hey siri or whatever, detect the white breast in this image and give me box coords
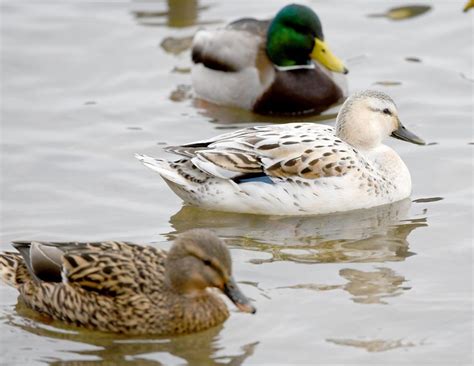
[191,29,275,109]
[192,65,267,110]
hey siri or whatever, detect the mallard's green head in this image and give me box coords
[266,4,347,73]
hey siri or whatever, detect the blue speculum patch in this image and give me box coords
[234,175,274,185]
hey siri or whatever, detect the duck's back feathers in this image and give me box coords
[61,242,142,296]
[164,123,359,182]
[191,18,278,110]
[5,241,167,297]
[227,18,270,37]
[192,26,263,72]
[192,17,270,72]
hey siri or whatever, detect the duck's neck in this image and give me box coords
[171,290,230,334]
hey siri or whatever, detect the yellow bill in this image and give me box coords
[311,38,348,74]
[464,0,474,12]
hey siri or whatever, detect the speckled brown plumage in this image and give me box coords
[165,123,376,183]
[0,230,255,335]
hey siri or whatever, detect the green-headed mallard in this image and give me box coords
[0,229,255,335]
[136,90,425,215]
[191,3,348,116]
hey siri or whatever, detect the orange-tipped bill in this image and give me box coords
[223,278,256,314]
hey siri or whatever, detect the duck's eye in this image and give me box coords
[203,259,212,266]
[383,108,392,116]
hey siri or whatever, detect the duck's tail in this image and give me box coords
[0,251,30,288]
[135,154,195,188]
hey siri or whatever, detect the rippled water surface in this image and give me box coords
[1,0,473,365]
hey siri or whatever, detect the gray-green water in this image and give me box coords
[1,0,472,365]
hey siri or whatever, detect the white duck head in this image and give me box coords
[335,90,425,150]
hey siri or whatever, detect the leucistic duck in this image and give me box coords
[137,90,425,215]
[191,4,348,116]
[0,230,255,335]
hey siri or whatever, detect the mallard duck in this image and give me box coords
[191,4,348,116]
[136,90,425,215]
[0,229,255,335]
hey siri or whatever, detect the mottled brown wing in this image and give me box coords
[0,251,31,287]
[194,150,262,177]
[62,242,167,297]
[263,144,360,180]
[126,244,167,294]
[175,124,362,181]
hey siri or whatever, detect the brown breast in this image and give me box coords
[253,66,343,116]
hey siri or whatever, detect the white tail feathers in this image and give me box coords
[134,154,189,187]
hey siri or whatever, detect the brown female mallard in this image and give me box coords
[0,229,255,335]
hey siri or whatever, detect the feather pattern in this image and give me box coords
[175,124,364,181]
[58,241,165,296]
[0,252,30,286]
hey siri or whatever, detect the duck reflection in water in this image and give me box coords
[284,267,410,305]
[170,199,427,306]
[131,0,217,28]
[5,302,258,366]
[168,198,427,264]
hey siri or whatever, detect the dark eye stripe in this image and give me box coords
[184,244,228,278]
[199,255,226,275]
